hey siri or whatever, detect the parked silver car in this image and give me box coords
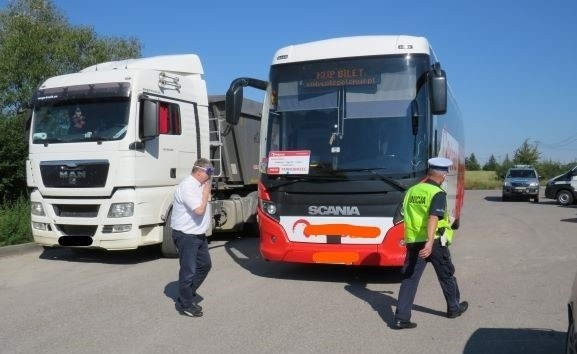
[501,165,540,202]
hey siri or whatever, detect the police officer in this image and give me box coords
[394,157,468,329]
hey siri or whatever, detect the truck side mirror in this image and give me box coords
[141,99,159,140]
[429,62,447,115]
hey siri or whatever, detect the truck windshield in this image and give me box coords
[267,55,430,178]
[32,97,130,144]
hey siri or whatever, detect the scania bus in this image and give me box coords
[226,35,465,266]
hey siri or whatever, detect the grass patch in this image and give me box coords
[465,170,501,190]
[0,197,33,246]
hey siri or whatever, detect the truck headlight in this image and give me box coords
[503,182,511,187]
[529,182,539,187]
[31,202,45,216]
[108,203,134,218]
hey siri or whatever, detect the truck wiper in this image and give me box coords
[336,168,406,192]
[36,137,62,145]
[83,135,108,142]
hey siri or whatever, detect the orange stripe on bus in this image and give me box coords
[303,224,380,238]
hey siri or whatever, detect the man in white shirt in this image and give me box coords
[171,158,213,317]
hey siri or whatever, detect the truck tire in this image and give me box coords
[161,210,179,258]
[557,190,574,206]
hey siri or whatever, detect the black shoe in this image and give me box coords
[177,297,202,312]
[175,302,203,317]
[447,301,468,318]
[394,320,417,329]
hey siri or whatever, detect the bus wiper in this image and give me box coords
[337,168,406,192]
[268,174,343,189]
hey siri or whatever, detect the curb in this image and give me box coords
[0,243,42,258]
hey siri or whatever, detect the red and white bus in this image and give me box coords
[226,35,465,266]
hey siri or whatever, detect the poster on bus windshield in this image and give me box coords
[267,150,311,175]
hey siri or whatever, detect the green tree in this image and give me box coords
[0,0,142,201]
[465,153,481,171]
[482,154,499,171]
[497,154,514,179]
[0,0,142,115]
[536,159,563,182]
[513,139,541,166]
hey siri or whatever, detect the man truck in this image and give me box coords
[27,54,261,257]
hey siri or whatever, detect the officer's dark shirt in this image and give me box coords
[424,179,447,219]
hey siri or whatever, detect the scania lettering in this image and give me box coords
[308,206,360,216]
[27,54,261,257]
[226,36,465,266]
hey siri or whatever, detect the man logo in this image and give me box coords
[59,166,86,185]
[308,205,360,216]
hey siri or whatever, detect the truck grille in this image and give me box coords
[56,225,97,236]
[40,160,109,188]
[53,204,99,217]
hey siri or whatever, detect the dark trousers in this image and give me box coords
[172,229,212,308]
[395,239,461,321]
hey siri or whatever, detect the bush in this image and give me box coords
[465,170,501,190]
[0,197,32,246]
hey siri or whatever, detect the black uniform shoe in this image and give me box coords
[175,302,203,317]
[394,320,417,329]
[447,301,468,318]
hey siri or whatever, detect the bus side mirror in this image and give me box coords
[226,80,244,126]
[226,77,267,125]
[141,99,159,140]
[429,63,447,115]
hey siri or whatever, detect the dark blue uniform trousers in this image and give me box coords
[172,229,212,309]
[395,239,461,321]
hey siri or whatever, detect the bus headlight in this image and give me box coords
[108,203,134,218]
[261,200,279,221]
[31,202,45,216]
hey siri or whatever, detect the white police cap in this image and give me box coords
[428,157,453,172]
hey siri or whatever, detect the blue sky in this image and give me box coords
[2,0,576,164]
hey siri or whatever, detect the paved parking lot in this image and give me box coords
[0,189,575,353]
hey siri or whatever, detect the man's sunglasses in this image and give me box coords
[196,166,215,175]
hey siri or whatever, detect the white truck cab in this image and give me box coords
[27,54,260,256]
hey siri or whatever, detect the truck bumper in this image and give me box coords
[29,189,165,250]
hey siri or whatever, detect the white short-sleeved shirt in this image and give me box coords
[171,175,211,234]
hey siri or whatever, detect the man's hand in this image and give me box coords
[419,240,434,258]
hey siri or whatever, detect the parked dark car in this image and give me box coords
[544,166,577,206]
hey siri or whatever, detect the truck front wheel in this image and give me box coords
[556,190,574,206]
[161,209,179,258]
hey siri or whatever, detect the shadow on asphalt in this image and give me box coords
[38,244,162,264]
[463,327,565,354]
[221,235,403,285]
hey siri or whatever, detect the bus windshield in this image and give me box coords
[267,55,430,177]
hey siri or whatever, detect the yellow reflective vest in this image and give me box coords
[403,182,454,245]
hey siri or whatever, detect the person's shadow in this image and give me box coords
[344,281,445,329]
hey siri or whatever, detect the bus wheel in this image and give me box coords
[557,190,574,206]
[161,209,178,258]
